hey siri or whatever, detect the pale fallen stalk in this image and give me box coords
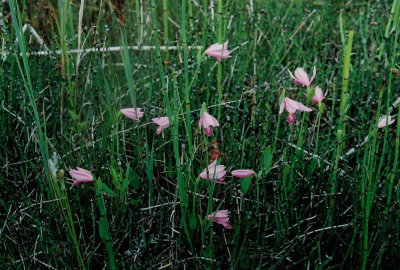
[3,45,204,60]
[5,45,203,57]
[21,24,50,51]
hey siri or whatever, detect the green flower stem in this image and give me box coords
[217,0,223,120]
[327,30,354,226]
[163,0,170,60]
[94,178,116,270]
[182,0,194,155]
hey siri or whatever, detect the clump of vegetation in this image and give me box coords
[1,0,400,269]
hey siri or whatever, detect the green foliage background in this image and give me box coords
[1,0,400,269]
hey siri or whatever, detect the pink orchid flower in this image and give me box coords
[207,210,232,229]
[288,66,316,86]
[279,97,312,123]
[199,160,226,184]
[205,41,232,63]
[199,112,219,136]
[378,115,395,128]
[69,167,93,186]
[312,86,327,105]
[151,117,170,134]
[231,169,255,178]
[120,108,144,121]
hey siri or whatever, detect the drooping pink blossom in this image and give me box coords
[151,117,170,134]
[199,160,226,184]
[199,112,219,136]
[288,66,316,86]
[205,41,232,63]
[231,169,255,178]
[378,115,395,128]
[120,108,144,121]
[279,97,312,123]
[312,86,327,105]
[69,167,93,186]
[287,113,296,123]
[207,210,232,229]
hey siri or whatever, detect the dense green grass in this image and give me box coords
[1,0,400,269]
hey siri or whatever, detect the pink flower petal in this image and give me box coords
[72,180,83,186]
[214,217,229,224]
[199,168,209,179]
[222,223,233,229]
[205,127,214,136]
[207,210,228,220]
[288,67,316,87]
[152,117,169,127]
[207,210,232,229]
[294,102,312,112]
[199,161,226,182]
[214,210,229,218]
[284,97,312,112]
[205,41,231,63]
[315,87,323,99]
[284,98,299,113]
[312,86,325,104]
[287,112,296,123]
[76,167,92,175]
[72,179,92,186]
[152,117,170,134]
[120,108,144,121]
[156,126,163,134]
[223,41,229,50]
[280,97,312,123]
[69,170,92,181]
[206,51,224,57]
[199,112,219,135]
[294,68,310,86]
[231,169,255,178]
[69,168,93,185]
[206,43,224,52]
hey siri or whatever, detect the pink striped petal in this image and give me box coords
[205,41,232,63]
[207,210,232,229]
[152,117,170,134]
[120,108,144,121]
[231,169,255,178]
[312,86,326,104]
[294,68,310,86]
[284,97,312,113]
[69,167,93,186]
[288,67,316,86]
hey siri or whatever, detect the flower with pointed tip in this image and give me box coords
[279,97,312,123]
[231,169,255,178]
[120,108,144,121]
[151,117,170,134]
[378,115,395,128]
[199,160,226,184]
[199,112,219,136]
[205,41,232,63]
[312,87,327,105]
[207,210,232,229]
[288,66,316,87]
[69,167,93,186]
